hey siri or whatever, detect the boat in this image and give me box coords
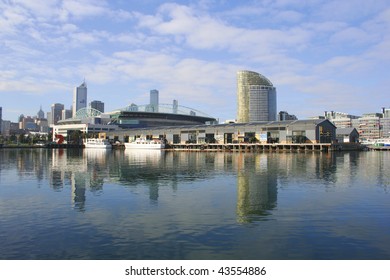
[361,138,390,147]
[125,138,165,150]
[84,138,112,149]
[373,138,390,147]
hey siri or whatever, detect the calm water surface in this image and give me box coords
[0,148,389,260]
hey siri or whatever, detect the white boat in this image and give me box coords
[361,138,390,146]
[125,138,165,150]
[84,138,112,149]
[373,138,390,147]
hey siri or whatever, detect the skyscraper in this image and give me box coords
[90,100,105,113]
[51,103,64,125]
[173,99,178,114]
[37,106,45,119]
[150,89,159,112]
[72,81,87,117]
[237,70,277,123]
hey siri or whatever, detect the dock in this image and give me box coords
[368,146,390,151]
[168,143,331,152]
[167,142,367,152]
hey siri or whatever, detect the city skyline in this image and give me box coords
[1,1,390,122]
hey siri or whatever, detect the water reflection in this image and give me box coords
[1,148,390,259]
[2,149,386,219]
[236,153,278,223]
[0,149,385,215]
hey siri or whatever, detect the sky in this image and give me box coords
[1,0,390,122]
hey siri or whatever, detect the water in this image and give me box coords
[0,148,389,260]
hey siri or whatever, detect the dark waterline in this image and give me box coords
[0,149,389,260]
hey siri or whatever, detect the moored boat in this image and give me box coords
[373,138,390,147]
[125,138,165,150]
[362,138,390,147]
[84,138,112,149]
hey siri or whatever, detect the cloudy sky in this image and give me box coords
[1,0,390,122]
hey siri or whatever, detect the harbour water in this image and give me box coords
[0,148,389,260]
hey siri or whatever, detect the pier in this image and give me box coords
[168,143,333,152]
[166,142,368,152]
[368,146,390,151]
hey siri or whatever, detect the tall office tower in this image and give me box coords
[51,103,64,125]
[237,70,277,123]
[150,89,159,112]
[72,81,87,117]
[37,106,45,119]
[62,109,72,120]
[173,99,178,114]
[90,100,104,113]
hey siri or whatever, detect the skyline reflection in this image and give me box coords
[1,148,390,260]
[0,148,373,221]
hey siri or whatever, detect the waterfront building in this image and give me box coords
[90,100,104,113]
[380,118,390,138]
[50,103,64,125]
[107,103,216,129]
[52,123,118,143]
[72,81,87,117]
[108,119,336,145]
[237,70,277,123]
[352,113,382,140]
[324,111,360,128]
[381,108,390,138]
[336,128,359,143]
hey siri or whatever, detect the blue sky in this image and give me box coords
[1,0,389,122]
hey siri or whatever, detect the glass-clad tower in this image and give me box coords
[150,89,159,112]
[237,70,277,123]
[72,81,87,117]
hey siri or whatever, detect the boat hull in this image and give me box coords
[84,144,112,149]
[84,139,112,149]
[124,143,165,149]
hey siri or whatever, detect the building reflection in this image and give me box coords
[48,149,107,211]
[235,153,278,223]
[6,147,384,219]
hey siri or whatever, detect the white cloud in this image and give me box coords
[1,0,389,121]
[61,0,108,20]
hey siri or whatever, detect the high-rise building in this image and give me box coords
[37,106,45,119]
[20,116,37,130]
[51,103,64,125]
[279,111,298,121]
[324,111,360,128]
[173,100,178,114]
[62,109,72,120]
[352,113,382,140]
[237,70,277,123]
[90,100,104,113]
[72,81,87,117]
[150,89,159,112]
